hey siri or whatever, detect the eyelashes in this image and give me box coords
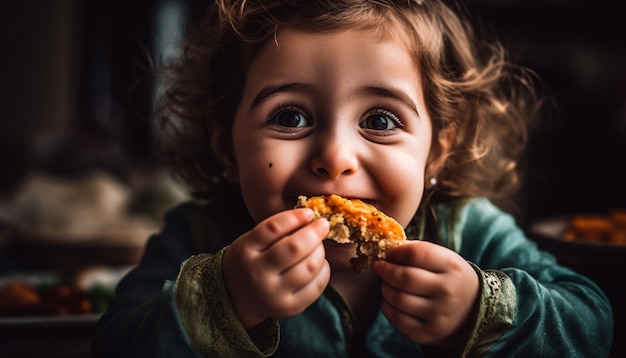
[364,107,406,129]
[267,103,303,123]
[266,103,311,131]
[266,102,406,131]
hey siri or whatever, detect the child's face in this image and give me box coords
[231,28,432,229]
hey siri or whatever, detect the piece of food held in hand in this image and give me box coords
[296,194,407,272]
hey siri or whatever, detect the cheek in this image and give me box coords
[385,167,425,227]
[374,150,428,227]
[233,137,302,222]
[235,153,282,221]
[231,126,271,220]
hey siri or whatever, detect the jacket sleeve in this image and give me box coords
[90,203,278,357]
[175,250,279,357]
[451,199,613,358]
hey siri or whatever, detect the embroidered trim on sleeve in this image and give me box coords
[462,264,517,357]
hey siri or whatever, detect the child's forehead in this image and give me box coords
[234,4,439,70]
[267,23,418,54]
[242,28,425,104]
[272,27,393,46]
[253,27,418,70]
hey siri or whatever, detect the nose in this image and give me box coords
[309,133,359,179]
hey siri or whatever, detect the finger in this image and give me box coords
[267,256,331,318]
[248,208,316,250]
[381,298,428,329]
[372,259,439,296]
[291,257,331,306]
[384,241,452,273]
[262,218,329,271]
[278,240,327,289]
[380,281,434,321]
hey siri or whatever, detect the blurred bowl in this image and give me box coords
[528,216,626,270]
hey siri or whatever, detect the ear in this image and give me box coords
[425,125,455,188]
[209,124,239,183]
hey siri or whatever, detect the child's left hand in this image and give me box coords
[371,240,479,350]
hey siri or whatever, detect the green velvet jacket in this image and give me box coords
[91,198,613,357]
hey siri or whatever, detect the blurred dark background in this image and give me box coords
[465,0,626,226]
[1,0,190,194]
[2,0,625,225]
[0,0,624,357]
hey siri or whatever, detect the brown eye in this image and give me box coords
[275,110,308,127]
[360,108,403,131]
[361,114,395,130]
[268,104,311,128]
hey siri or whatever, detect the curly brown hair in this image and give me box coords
[156,0,548,210]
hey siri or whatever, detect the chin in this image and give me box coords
[323,239,356,249]
[323,240,358,269]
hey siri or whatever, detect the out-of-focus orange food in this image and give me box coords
[0,281,41,313]
[0,281,92,317]
[564,209,626,245]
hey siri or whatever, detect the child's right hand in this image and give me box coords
[222,208,331,330]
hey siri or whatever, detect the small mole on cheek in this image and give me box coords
[268,162,273,168]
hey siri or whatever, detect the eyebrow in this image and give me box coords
[360,86,420,116]
[250,82,420,116]
[250,82,313,109]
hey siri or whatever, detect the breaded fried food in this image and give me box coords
[295,194,406,271]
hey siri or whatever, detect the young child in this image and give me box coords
[92,0,613,356]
